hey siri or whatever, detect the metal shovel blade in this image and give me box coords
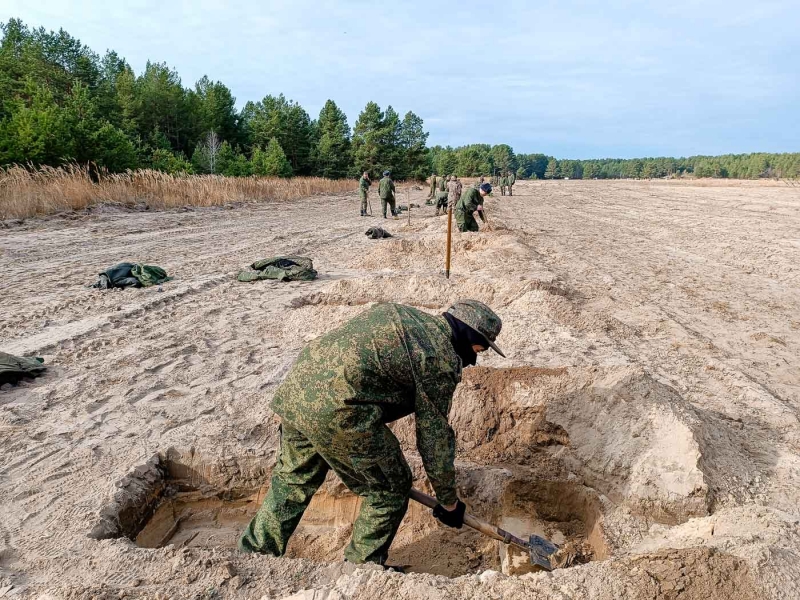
[529,534,560,571]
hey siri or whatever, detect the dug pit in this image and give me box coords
[92,452,608,578]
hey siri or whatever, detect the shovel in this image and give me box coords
[409,488,559,571]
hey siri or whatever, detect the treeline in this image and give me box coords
[430,144,800,180]
[0,19,429,179]
[2,18,797,184]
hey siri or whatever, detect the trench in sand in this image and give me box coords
[92,364,708,578]
[111,455,607,578]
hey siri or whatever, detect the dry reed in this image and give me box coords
[0,164,358,220]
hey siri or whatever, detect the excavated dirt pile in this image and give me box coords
[2,181,800,599]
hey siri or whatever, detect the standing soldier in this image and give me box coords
[447,175,462,212]
[455,183,491,232]
[238,300,506,567]
[428,173,438,202]
[379,170,397,219]
[499,172,508,196]
[507,171,516,196]
[359,171,371,217]
[435,174,450,215]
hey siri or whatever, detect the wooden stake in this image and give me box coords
[407,189,411,225]
[445,205,453,279]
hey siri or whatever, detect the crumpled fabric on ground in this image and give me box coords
[0,352,46,385]
[365,227,392,239]
[237,256,318,282]
[91,262,172,289]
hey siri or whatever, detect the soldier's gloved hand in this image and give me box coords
[432,500,466,529]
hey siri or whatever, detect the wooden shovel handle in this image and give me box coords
[408,488,528,550]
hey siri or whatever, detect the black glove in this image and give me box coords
[432,500,466,529]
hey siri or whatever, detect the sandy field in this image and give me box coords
[1,179,799,599]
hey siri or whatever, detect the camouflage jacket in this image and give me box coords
[379,176,395,199]
[456,186,483,213]
[271,303,462,505]
[438,177,447,192]
[359,176,371,191]
[508,173,516,185]
[447,180,462,200]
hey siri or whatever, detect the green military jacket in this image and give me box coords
[500,175,509,186]
[379,176,395,200]
[438,177,447,192]
[359,176,371,192]
[508,173,516,185]
[457,186,483,214]
[271,303,462,505]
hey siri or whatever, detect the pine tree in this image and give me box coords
[252,138,292,177]
[351,101,384,178]
[544,158,558,179]
[314,99,350,178]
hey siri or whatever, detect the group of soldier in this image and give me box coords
[491,171,516,196]
[359,170,398,219]
[358,170,496,234]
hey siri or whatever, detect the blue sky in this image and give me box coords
[3,0,798,158]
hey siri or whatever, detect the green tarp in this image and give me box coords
[91,263,172,289]
[0,352,46,386]
[237,256,318,282]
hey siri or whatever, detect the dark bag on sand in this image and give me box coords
[237,256,318,282]
[365,227,392,239]
[91,262,172,289]
[0,352,46,386]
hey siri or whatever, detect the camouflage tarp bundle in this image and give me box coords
[237,256,318,282]
[91,262,172,289]
[0,352,46,385]
[365,227,392,239]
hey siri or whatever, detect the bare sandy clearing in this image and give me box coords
[1,180,799,599]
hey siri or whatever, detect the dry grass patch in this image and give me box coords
[0,164,357,220]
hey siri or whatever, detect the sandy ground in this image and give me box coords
[1,179,800,599]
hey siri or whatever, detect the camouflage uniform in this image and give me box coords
[447,178,462,211]
[379,176,396,218]
[500,174,509,196]
[239,303,462,565]
[455,186,485,232]
[359,176,371,215]
[428,175,437,201]
[507,172,516,196]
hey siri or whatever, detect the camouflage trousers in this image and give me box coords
[435,191,449,212]
[360,189,369,213]
[238,404,412,565]
[428,181,436,199]
[507,185,513,196]
[381,197,396,218]
[455,208,479,232]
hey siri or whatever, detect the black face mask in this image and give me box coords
[443,313,487,367]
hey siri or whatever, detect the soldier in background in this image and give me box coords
[378,170,398,219]
[507,171,516,196]
[238,300,506,567]
[359,171,371,216]
[447,175,463,212]
[455,183,491,231]
[500,172,509,196]
[428,173,438,202]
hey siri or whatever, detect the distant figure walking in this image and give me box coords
[359,171,371,216]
